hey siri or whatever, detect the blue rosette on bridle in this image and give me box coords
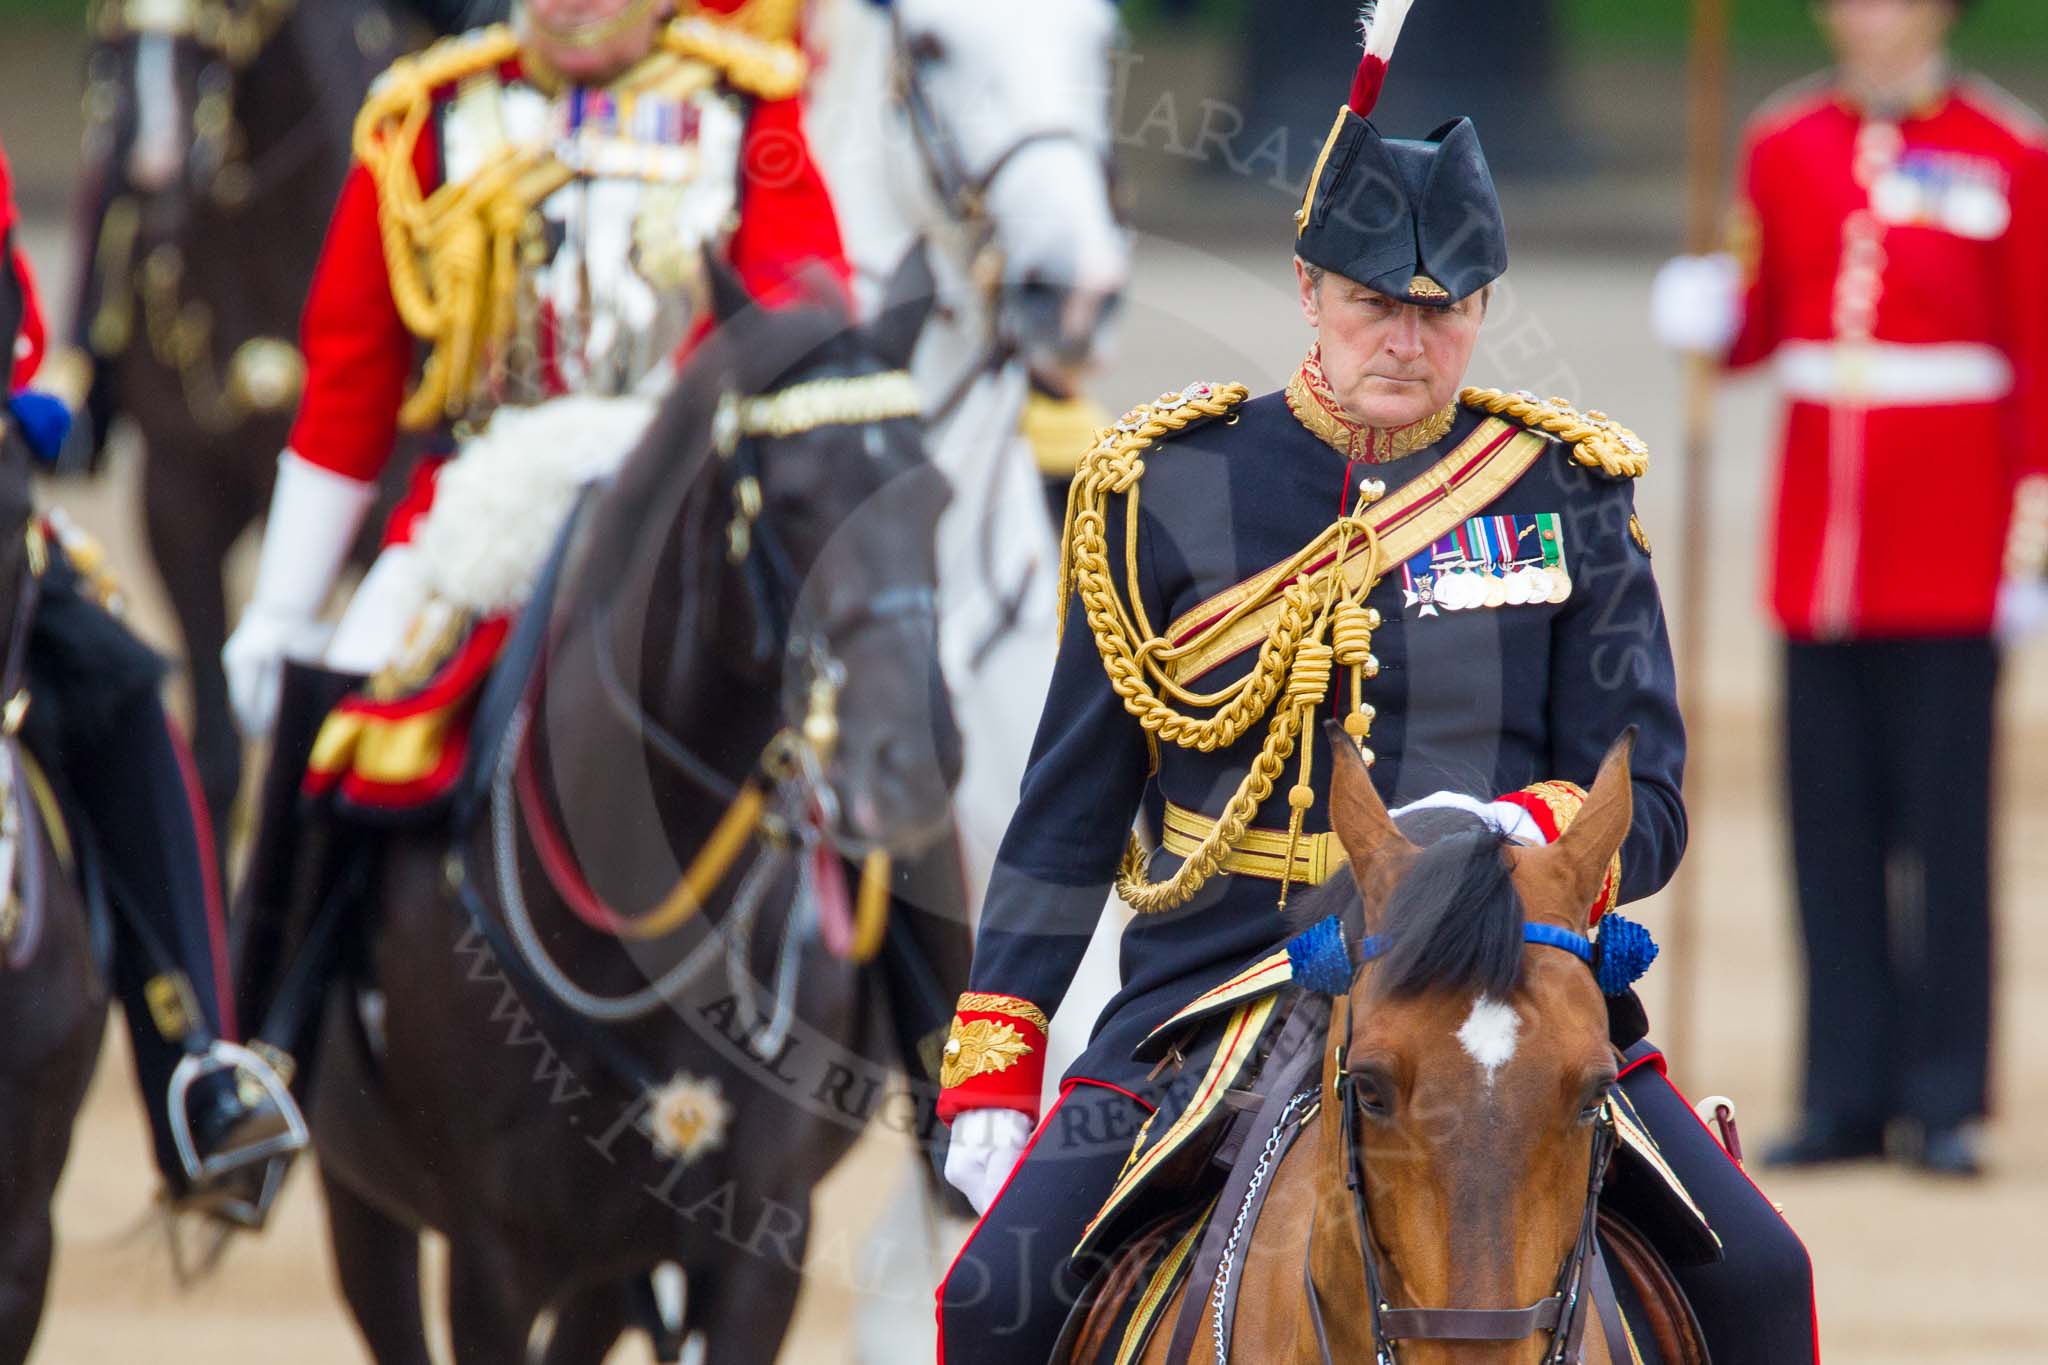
[1286,914,1354,996]
[1591,913,1658,997]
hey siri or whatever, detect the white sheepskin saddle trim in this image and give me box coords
[414,396,657,615]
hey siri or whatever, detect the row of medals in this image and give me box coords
[1428,562,1574,611]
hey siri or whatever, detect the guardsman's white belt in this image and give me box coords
[1159,801,1339,887]
[1775,341,2012,407]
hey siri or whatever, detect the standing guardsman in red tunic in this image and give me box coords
[222,0,845,747]
[5,134,301,1224]
[1654,0,2047,1177]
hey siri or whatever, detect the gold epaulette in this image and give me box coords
[1459,387,1650,479]
[1055,382,1251,635]
[356,17,804,157]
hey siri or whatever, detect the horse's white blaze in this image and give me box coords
[1457,995,1521,1084]
[128,34,188,191]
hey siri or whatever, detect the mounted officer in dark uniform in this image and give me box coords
[932,6,1818,1361]
[2,136,302,1229]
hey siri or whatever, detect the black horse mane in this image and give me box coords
[1281,809,1527,1000]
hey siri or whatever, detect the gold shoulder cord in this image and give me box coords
[1061,383,1394,914]
[1069,386,1648,914]
[1458,387,1651,478]
[352,18,807,429]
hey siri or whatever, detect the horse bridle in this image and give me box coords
[586,366,932,812]
[886,8,1123,303]
[1302,935,1623,1365]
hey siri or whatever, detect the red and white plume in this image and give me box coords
[1347,0,1416,118]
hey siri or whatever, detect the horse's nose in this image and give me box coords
[1000,275,1124,382]
[841,729,956,855]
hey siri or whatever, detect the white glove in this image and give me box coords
[944,1107,1035,1215]
[223,451,376,737]
[1996,579,2048,643]
[1650,253,1742,355]
[1390,791,1548,846]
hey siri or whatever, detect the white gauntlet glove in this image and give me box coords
[1390,791,1548,846]
[1650,252,1742,355]
[1996,579,2048,643]
[944,1108,1035,1215]
[223,452,376,737]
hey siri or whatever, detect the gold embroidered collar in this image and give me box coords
[1284,345,1456,463]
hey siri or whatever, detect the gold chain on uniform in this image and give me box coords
[1061,383,1649,914]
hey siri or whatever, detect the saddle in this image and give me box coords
[1058,983,1717,1365]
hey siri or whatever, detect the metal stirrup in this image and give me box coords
[167,1040,310,1221]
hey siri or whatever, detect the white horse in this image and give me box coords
[805,0,1130,1354]
[808,0,1129,1052]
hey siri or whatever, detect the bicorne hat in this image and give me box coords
[1294,1,1508,308]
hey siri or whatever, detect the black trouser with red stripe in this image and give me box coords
[936,1060,1815,1364]
[24,558,236,1187]
[1784,638,1998,1135]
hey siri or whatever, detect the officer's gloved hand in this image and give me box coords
[1390,791,1547,845]
[224,607,334,737]
[1996,578,2048,642]
[944,1107,1035,1215]
[1650,253,1741,355]
[223,452,377,737]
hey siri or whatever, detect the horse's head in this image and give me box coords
[881,0,1129,392]
[85,0,392,204]
[1314,729,1635,1362]
[590,252,959,859]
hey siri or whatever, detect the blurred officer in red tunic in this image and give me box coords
[1654,0,2046,1176]
[222,0,846,741]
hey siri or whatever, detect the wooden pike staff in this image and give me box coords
[1665,0,1732,1073]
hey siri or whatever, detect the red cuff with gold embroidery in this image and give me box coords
[935,992,1049,1124]
[1498,780,1623,924]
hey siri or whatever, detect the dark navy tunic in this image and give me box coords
[967,390,1687,1098]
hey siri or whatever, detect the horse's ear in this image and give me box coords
[1520,729,1636,925]
[869,242,937,370]
[1326,720,1414,920]
[705,257,757,327]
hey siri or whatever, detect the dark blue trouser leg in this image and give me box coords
[1622,1058,1817,1365]
[66,691,233,1184]
[936,1084,1149,1364]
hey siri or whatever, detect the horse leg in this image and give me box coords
[535,1281,635,1365]
[319,1165,435,1365]
[445,1230,545,1365]
[687,1258,805,1365]
[140,431,252,834]
[0,1202,55,1365]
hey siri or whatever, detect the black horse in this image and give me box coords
[298,262,969,1363]
[66,0,412,828]
[0,411,107,1364]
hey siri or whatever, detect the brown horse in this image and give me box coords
[1083,729,1706,1364]
[0,424,108,1363]
[303,269,965,1363]
[68,0,407,826]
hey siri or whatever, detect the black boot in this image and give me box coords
[1761,1115,1887,1168]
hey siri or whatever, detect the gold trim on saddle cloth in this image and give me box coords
[1117,1198,1217,1365]
[1612,1089,1720,1250]
[1160,800,1338,888]
[1159,418,1548,685]
[1078,994,1279,1256]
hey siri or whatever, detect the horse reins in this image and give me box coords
[494,366,925,966]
